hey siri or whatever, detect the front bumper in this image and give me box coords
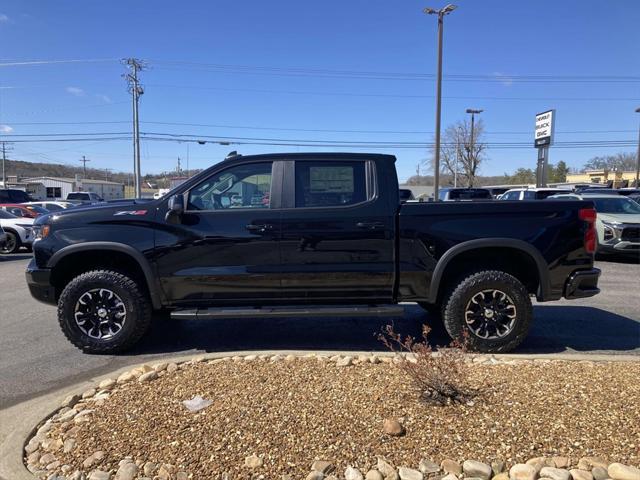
[25,258,56,305]
[564,268,601,299]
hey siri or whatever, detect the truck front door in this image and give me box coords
[278,158,395,303]
[154,160,282,305]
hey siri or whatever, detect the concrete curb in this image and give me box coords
[1,349,638,480]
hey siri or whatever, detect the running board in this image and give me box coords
[171,305,405,320]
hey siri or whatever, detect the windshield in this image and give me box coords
[447,189,492,200]
[591,197,640,214]
[67,193,88,200]
[0,210,18,219]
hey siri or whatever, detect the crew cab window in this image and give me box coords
[295,161,367,208]
[188,162,272,211]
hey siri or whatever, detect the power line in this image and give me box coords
[3,121,635,136]
[0,59,120,67]
[150,60,640,83]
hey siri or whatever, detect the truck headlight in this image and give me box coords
[34,225,50,240]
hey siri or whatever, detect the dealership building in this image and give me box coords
[21,176,125,201]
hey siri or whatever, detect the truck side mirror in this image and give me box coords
[165,194,184,224]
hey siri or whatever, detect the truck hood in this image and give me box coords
[35,199,158,226]
[597,212,640,225]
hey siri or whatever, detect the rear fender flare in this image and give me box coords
[427,238,549,303]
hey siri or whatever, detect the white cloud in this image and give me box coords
[0,14,9,23]
[493,72,514,87]
[0,124,13,133]
[66,86,85,97]
[95,94,112,104]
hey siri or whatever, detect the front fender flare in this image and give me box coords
[47,241,163,310]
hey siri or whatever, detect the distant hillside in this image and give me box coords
[2,158,202,189]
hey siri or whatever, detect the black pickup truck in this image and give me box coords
[26,152,600,354]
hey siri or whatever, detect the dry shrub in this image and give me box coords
[379,324,474,405]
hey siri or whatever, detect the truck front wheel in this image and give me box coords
[441,270,532,353]
[57,270,152,354]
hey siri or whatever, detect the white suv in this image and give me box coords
[500,187,572,200]
[0,210,35,254]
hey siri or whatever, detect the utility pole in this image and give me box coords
[1,142,8,187]
[123,58,146,198]
[104,168,112,181]
[635,107,640,188]
[79,155,90,177]
[424,4,457,201]
[466,109,483,187]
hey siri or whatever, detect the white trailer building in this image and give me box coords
[22,176,125,201]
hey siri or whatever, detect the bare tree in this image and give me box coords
[425,118,487,187]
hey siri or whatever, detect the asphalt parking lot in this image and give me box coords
[0,254,638,410]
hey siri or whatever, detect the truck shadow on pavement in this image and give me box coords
[0,254,32,263]
[132,304,639,356]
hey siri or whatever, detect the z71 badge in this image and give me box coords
[114,210,148,216]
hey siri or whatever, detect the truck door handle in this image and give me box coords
[356,222,385,230]
[246,224,273,232]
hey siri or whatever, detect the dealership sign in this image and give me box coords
[534,109,555,147]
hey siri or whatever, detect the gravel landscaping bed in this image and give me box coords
[24,354,640,480]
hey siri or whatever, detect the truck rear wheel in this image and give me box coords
[441,270,532,353]
[57,270,152,354]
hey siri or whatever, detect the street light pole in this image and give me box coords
[466,108,483,188]
[635,107,640,188]
[424,4,457,201]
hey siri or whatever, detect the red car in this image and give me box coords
[0,204,49,218]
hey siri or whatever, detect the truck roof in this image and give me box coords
[219,152,397,164]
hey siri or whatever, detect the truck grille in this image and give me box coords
[621,226,640,242]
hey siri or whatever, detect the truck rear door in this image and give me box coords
[278,158,395,302]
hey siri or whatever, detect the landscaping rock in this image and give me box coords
[493,473,509,480]
[579,458,609,471]
[138,370,158,382]
[418,459,439,475]
[464,460,492,480]
[608,464,640,480]
[117,371,134,383]
[553,458,571,469]
[63,438,76,453]
[510,464,537,480]
[39,453,56,466]
[346,466,364,480]
[176,472,189,480]
[307,471,324,480]
[82,451,105,469]
[312,461,335,474]
[336,356,353,367]
[60,394,80,408]
[143,462,156,476]
[245,454,263,469]
[442,474,459,480]
[540,467,571,480]
[114,461,138,480]
[81,388,96,399]
[383,418,405,436]
[592,467,609,480]
[167,362,178,372]
[366,470,385,480]
[377,458,396,478]
[398,467,423,480]
[98,378,116,390]
[492,461,505,475]
[441,459,462,476]
[88,470,111,480]
[153,362,168,372]
[570,470,594,480]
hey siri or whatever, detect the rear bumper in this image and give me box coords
[564,268,601,299]
[598,240,640,256]
[25,258,57,305]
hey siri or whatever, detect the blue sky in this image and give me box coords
[0,0,638,182]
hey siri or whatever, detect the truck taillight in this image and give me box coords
[579,207,597,254]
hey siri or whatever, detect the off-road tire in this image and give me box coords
[0,230,21,254]
[58,270,152,354]
[441,270,532,353]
